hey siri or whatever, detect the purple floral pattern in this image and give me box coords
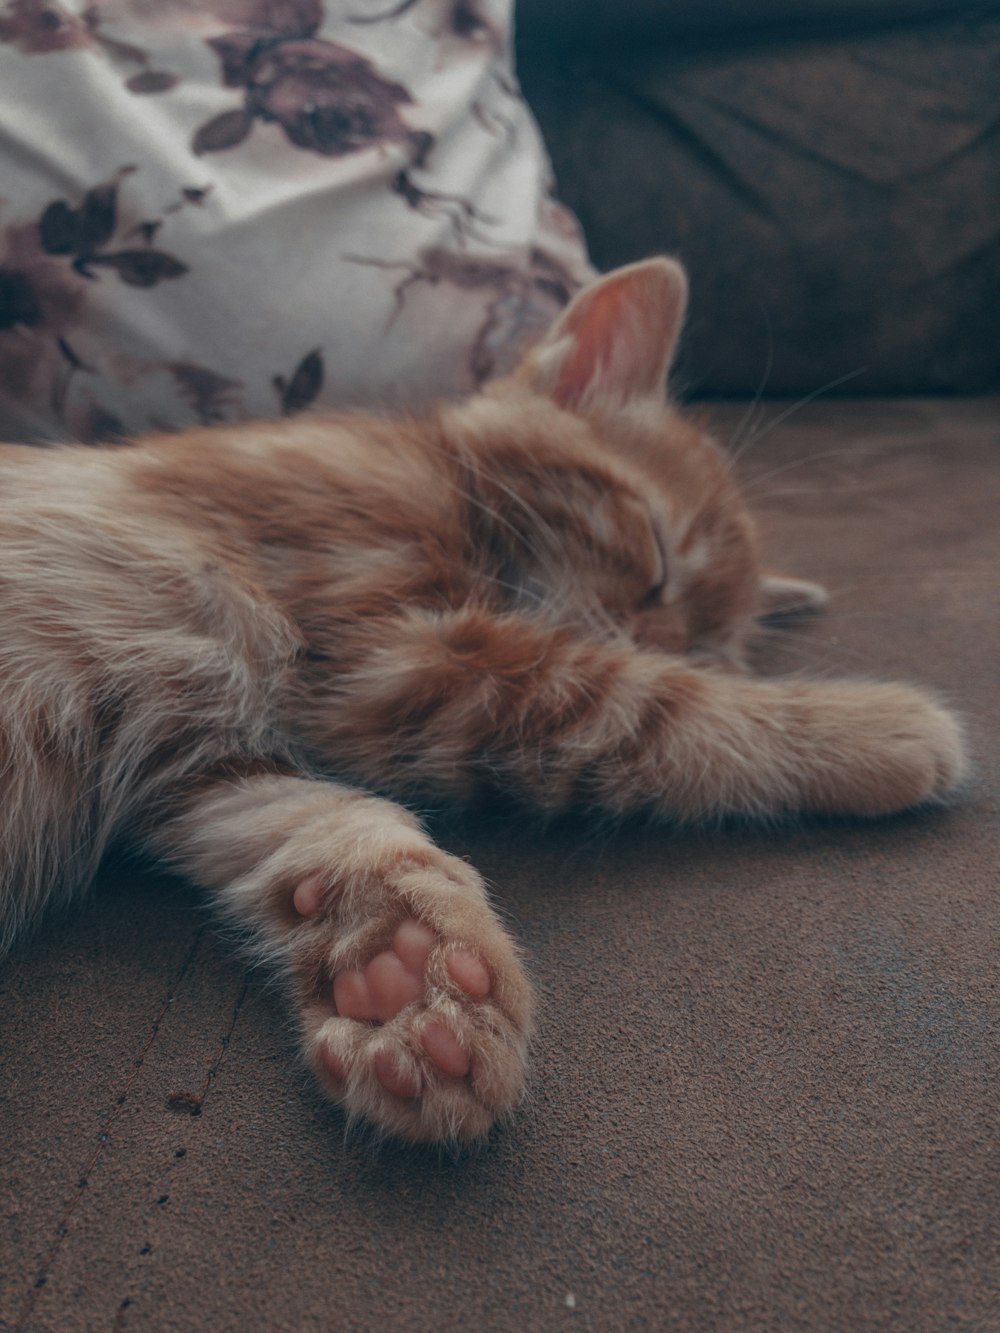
[0,0,593,441]
[0,4,180,94]
[38,167,190,290]
[195,32,429,161]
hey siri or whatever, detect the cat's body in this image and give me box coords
[0,260,964,1142]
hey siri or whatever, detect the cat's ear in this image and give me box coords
[758,575,830,619]
[518,258,688,413]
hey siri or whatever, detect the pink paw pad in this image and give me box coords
[421,1020,470,1078]
[325,916,491,1097]
[292,873,326,918]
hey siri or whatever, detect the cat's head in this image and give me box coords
[444,258,823,667]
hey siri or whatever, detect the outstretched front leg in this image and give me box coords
[302,609,965,821]
[145,774,532,1144]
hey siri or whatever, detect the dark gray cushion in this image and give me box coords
[521,13,1000,394]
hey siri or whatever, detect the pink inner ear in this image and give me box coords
[552,265,682,411]
[554,276,626,408]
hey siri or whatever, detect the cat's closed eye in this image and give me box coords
[639,581,666,609]
[638,528,667,608]
[639,568,666,609]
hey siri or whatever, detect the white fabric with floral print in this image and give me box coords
[0,0,593,441]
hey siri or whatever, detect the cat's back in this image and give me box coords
[0,411,459,691]
[0,435,302,690]
[0,438,214,592]
[0,438,126,507]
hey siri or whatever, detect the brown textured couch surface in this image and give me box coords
[4,397,999,1330]
[519,3,1000,395]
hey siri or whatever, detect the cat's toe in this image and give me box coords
[447,948,491,997]
[373,1048,422,1099]
[421,1019,470,1077]
[292,872,327,918]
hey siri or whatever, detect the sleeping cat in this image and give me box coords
[0,259,963,1143]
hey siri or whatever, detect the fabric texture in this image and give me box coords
[0,0,593,442]
[520,11,1000,396]
[518,0,996,45]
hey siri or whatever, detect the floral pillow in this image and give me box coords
[0,0,593,441]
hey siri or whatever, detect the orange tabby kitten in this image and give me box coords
[0,260,963,1143]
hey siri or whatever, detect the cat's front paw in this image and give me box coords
[291,859,532,1144]
[796,682,966,817]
